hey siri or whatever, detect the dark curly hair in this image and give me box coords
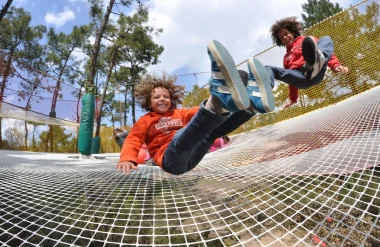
[135,73,186,112]
[270,16,303,47]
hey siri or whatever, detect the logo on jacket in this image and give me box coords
[155,117,183,134]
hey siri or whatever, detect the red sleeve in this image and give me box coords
[182,106,199,124]
[327,53,342,71]
[119,117,146,165]
[289,85,299,103]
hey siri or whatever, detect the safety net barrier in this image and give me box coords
[0,50,81,151]
[0,102,79,127]
[184,0,380,137]
[0,0,379,246]
[0,50,82,125]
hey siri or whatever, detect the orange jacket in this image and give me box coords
[283,36,342,102]
[119,107,199,167]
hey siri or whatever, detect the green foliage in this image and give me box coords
[4,126,24,150]
[46,25,91,85]
[303,2,380,101]
[183,85,210,108]
[0,7,46,56]
[103,96,125,128]
[301,0,343,29]
[34,126,77,153]
[111,3,164,123]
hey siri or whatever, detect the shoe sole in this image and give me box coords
[302,36,324,79]
[302,36,318,66]
[208,40,250,110]
[248,57,275,112]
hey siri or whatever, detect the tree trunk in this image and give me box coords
[87,0,115,88]
[0,120,2,149]
[76,85,83,123]
[50,127,54,152]
[45,128,50,152]
[95,52,116,137]
[131,83,136,124]
[0,53,14,148]
[123,92,128,126]
[24,122,28,150]
[0,0,13,22]
[0,56,13,101]
[48,53,71,153]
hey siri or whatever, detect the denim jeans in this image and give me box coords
[265,36,334,89]
[162,105,255,175]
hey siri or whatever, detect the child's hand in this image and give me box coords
[334,66,349,74]
[283,100,297,109]
[117,161,138,175]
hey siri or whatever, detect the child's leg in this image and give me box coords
[302,36,334,80]
[317,36,334,62]
[163,104,228,175]
[247,58,276,113]
[207,41,250,111]
[265,65,326,89]
[209,110,255,139]
[162,40,249,175]
[180,110,256,171]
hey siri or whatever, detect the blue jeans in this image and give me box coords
[162,105,255,175]
[265,36,334,89]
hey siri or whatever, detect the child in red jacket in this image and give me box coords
[117,40,275,175]
[250,16,349,110]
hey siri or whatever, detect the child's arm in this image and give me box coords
[327,54,349,74]
[182,106,199,123]
[117,119,146,174]
[284,85,299,109]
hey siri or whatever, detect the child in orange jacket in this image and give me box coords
[251,16,349,110]
[117,40,275,175]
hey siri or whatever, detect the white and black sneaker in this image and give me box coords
[302,36,325,80]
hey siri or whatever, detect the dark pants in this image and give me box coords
[162,105,255,175]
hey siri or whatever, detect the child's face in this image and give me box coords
[149,87,172,114]
[277,28,295,46]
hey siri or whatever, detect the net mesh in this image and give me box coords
[1,0,380,246]
[0,50,81,125]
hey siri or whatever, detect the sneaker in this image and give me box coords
[247,57,275,113]
[207,40,250,112]
[302,36,325,80]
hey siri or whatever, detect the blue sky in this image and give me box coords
[3,0,359,127]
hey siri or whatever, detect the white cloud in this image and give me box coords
[88,35,96,45]
[146,0,355,77]
[146,0,302,75]
[45,6,76,28]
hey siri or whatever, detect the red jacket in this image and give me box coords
[119,107,199,167]
[284,36,342,102]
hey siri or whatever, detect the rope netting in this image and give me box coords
[0,0,380,246]
[0,50,82,125]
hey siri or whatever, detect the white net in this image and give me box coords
[0,85,379,246]
[0,102,79,127]
[1,0,380,246]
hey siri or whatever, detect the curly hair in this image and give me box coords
[135,73,186,112]
[270,16,303,47]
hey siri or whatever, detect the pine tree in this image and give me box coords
[301,0,343,28]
